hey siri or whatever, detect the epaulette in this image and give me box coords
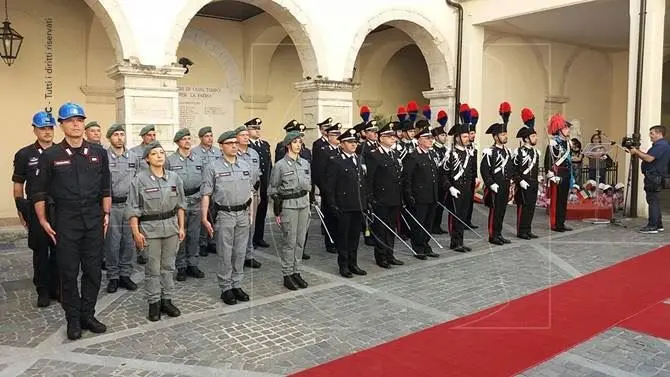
[482,148,493,156]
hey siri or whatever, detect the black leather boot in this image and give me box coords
[160,299,181,317]
[148,302,161,321]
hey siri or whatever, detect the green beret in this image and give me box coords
[173,128,190,143]
[142,141,163,159]
[234,125,248,135]
[85,121,100,130]
[218,130,237,144]
[282,131,302,147]
[139,125,155,136]
[198,126,212,138]
[106,123,125,139]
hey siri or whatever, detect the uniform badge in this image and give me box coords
[218,172,231,177]
[54,159,71,166]
[304,169,309,174]
[196,166,202,170]
[171,166,184,170]
[129,163,136,168]
[144,187,160,193]
[282,171,295,176]
[171,186,177,192]
[243,171,250,176]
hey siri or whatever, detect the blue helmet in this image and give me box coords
[32,111,57,128]
[57,102,86,122]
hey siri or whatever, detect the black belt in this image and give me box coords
[112,196,127,204]
[185,187,200,196]
[214,199,252,212]
[139,208,178,222]
[277,190,308,200]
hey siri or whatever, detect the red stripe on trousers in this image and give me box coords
[549,182,557,229]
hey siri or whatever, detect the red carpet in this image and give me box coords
[292,244,670,377]
[620,302,670,341]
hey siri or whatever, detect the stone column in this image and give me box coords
[294,79,359,146]
[460,22,485,118]
[626,0,665,217]
[422,88,456,125]
[107,61,185,151]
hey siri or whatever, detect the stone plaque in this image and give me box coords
[179,85,233,136]
[130,96,174,124]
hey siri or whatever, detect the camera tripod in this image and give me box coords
[608,150,635,228]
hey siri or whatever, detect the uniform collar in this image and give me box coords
[284,153,301,164]
[61,139,91,156]
[150,170,169,181]
[177,149,192,161]
[108,146,128,159]
[33,141,50,154]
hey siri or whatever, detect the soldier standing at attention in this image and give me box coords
[201,131,253,306]
[128,125,157,265]
[310,118,332,201]
[12,111,59,307]
[443,123,475,252]
[481,102,514,245]
[325,128,368,278]
[247,118,272,250]
[430,112,449,235]
[313,123,342,254]
[458,104,480,230]
[128,142,185,321]
[276,121,311,162]
[235,126,262,269]
[544,114,574,232]
[192,126,221,256]
[269,131,311,290]
[85,121,103,146]
[402,124,440,260]
[365,121,404,268]
[513,121,540,240]
[167,129,206,281]
[32,102,111,340]
[104,124,138,293]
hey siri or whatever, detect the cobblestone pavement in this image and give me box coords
[0,205,668,376]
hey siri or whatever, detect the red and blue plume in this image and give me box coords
[459,103,471,124]
[397,106,407,122]
[422,105,431,120]
[407,100,418,122]
[360,105,371,123]
[437,110,448,127]
[548,113,566,135]
[470,108,479,127]
[499,101,511,125]
[521,107,535,129]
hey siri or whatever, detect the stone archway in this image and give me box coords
[165,0,322,78]
[82,0,136,61]
[343,9,454,90]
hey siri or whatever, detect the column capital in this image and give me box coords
[544,95,570,104]
[107,61,186,81]
[294,79,359,93]
[422,88,456,100]
[240,94,273,110]
[356,99,383,109]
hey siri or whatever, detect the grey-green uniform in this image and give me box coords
[236,143,261,261]
[127,166,186,304]
[129,125,156,173]
[268,140,312,279]
[192,129,222,252]
[201,146,253,295]
[166,135,205,274]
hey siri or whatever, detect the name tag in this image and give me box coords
[129,163,136,168]
[243,171,250,176]
[144,187,160,193]
[283,171,295,176]
[196,165,202,170]
[89,156,100,163]
[109,162,117,167]
[171,166,184,170]
[252,159,258,163]
[304,169,310,174]
[218,172,231,177]
[54,160,71,166]
[28,161,38,167]
[171,185,177,192]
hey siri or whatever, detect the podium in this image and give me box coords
[581,142,612,224]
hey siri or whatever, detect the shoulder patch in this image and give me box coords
[482,148,492,156]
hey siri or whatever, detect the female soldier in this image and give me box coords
[128,141,186,321]
[268,131,311,290]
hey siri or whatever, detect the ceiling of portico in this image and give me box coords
[482,0,669,50]
[197,1,264,21]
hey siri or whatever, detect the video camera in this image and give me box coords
[621,135,641,149]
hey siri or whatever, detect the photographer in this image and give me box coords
[628,125,670,234]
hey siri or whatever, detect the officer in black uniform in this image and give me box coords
[353,115,378,247]
[325,128,367,277]
[480,121,513,245]
[402,124,440,260]
[442,123,475,252]
[544,114,574,232]
[246,117,272,249]
[276,120,312,162]
[32,102,111,340]
[460,104,480,230]
[13,111,59,307]
[365,121,404,268]
[313,123,342,253]
[513,125,540,239]
[430,117,448,234]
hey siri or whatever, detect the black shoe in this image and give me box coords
[199,246,208,257]
[302,252,311,260]
[176,268,187,282]
[414,253,427,260]
[148,302,161,321]
[232,288,250,302]
[254,240,270,248]
[160,299,181,317]
[284,276,298,291]
[207,244,217,254]
[137,255,147,265]
[101,260,107,271]
[466,223,479,229]
[425,249,440,258]
[388,257,404,266]
[498,236,511,244]
[563,226,573,231]
[350,265,367,276]
[463,245,472,252]
[551,227,565,232]
[119,276,138,291]
[326,247,337,254]
[454,246,468,253]
[450,242,458,250]
[489,237,504,245]
[186,266,205,279]
[81,316,107,333]
[639,226,659,234]
[67,320,82,340]
[528,232,539,239]
[291,273,308,288]
[37,292,51,308]
[244,259,262,269]
[517,233,531,240]
[339,268,353,278]
[221,290,237,305]
[364,238,376,247]
[376,260,391,269]
[106,279,119,293]
[431,227,446,234]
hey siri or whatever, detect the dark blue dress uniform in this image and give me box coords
[32,139,111,335]
[544,118,574,232]
[480,123,513,245]
[430,126,448,234]
[514,127,540,239]
[12,112,59,306]
[246,118,273,248]
[324,129,368,277]
[313,123,342,253]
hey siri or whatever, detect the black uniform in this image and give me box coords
[481,143,513,244]
[465,144,478,227]
[431,142,448,233]
[12,142,59,300]
[325,151,367,276]
[32,140,110,323]
[356,139,377,246]
[514,142,540,238]
[544,135,572,231]
[443,145,475,251]
[249,138,272,246]
[314,142,340,253]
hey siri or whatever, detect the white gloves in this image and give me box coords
[449,187,461,198]
[546,171,555,179]
[550,176,561,184]
[520,180,530,190]
[490,183,499,193]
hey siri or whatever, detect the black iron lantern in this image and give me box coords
[0,0,22,66]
